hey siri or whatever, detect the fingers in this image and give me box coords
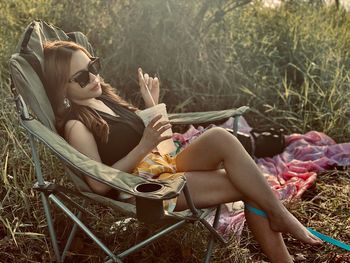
[148,75,159,90]
[138,67,150,87]
[156,124,172,135]
[145,74,155,91]
[138,68,144,86]
[153,120,170,131]
[138,67,158,90]
[148,114,162,126]
[147,115,171,135]
[152,77,159,89]
[148,117,171,133]
[144,73,149,86]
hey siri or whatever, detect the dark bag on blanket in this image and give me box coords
[226,128,286,158]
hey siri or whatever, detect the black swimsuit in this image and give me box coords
[94,96,145,165]
[66,96,145,199]
[66,95,145,165]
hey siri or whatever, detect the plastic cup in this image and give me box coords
[136,103,177,155]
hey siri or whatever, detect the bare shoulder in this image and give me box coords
[65,119,89,136]
[64,120,94,144]
[65,119,88,132]
[64,120,101,161]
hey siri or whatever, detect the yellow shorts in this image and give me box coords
[132,152,184,212]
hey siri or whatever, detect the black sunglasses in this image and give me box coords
[69,57,101,88]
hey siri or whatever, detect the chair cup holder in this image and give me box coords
[135,183,164,193]
[135,183,165,223]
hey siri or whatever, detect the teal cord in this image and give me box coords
[245,203,268,217]
[244,203,350,252]
[306,228,350,252]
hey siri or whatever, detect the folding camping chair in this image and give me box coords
[8,20,249,263]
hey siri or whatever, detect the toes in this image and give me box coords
[311,235,323,244]
[306,234,323,245]
[306,229,323,244]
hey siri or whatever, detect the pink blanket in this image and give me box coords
[173,117,350,236]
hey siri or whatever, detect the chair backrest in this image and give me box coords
[9,20,95,130]
[9,20,96,192]
[8,20,186,214]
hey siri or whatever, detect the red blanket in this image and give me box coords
[173,118,350,236]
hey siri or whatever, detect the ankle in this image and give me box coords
[265,201,287,217]
[244,198,284,218]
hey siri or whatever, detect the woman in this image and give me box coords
[43,40,321,263]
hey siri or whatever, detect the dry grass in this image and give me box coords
[1,158,349,262]
[0,76,349,262]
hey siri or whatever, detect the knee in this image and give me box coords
[207,127,240,146]
[202,127,240,153]
[208,126,229,136]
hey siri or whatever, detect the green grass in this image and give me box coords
[0,0,349,262]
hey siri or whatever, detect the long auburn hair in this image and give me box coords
[43,40,137,143]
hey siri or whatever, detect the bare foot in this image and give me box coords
[268,205,323,245]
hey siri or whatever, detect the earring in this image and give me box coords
[63,98,71,109]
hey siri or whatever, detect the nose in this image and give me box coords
[89,72,100,83]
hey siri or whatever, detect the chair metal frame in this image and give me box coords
[9,20,249,262]
[14,93,245,262]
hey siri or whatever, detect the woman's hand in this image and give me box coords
[138,67,159,108]
[138,115,172,153]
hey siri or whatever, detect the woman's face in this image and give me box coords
[66,50,102,104]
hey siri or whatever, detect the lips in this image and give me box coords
[90,82,100,91]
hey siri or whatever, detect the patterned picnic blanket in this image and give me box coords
[173,117,350,236]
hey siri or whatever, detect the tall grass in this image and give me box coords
[51,0,350,140]
[0,0,349,262]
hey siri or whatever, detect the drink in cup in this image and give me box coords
[136,103,177,155]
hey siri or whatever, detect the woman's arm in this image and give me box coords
[65,120,148,194]
[65,116,172,194]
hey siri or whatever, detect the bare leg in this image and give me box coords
[174,169,293,262]
[245,209,293,263]
[175,127,322,245]
[175,169,242,210]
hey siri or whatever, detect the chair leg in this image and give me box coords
[49,194,119,262]
[40,192,62,262]
[182,184,227,262]
[204,238,215,263]
[116,220,187,260]
[29,134,62,262]
[203,205,223,263]
[61,210,82,262]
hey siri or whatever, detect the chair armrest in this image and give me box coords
[168,106,249,125]
[21,118,186,200]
